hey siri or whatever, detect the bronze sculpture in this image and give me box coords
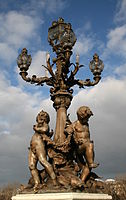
[28,110,57,192]
[17,18,104,192]
[65,106,99,183]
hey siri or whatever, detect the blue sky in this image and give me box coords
[0,0,126,185]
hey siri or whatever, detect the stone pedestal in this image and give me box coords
[12,192,112,200]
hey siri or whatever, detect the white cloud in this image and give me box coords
[0,43,17,64]
[0,74,37,183]
[73,23,103,57]
[45,0,68,14]
[0,11,41,65]
[102,0,126,60]
[0,0,68,16]
[114,0,126,23]
[0,11,40,46]
[107,25,126,51]
[29,51,47,76]
[102,24,126,58]
[74,33,95,56]
[114,63,126,76]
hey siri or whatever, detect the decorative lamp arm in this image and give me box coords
[77,75,101,88]
[17,48,55,86]
[69,63,84,80]
[42,61,56,80]
[76,53,104,88]
[19,71,31,82]
[19,71,50,86]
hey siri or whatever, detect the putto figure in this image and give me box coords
[65,106,99,182]
[28,110,57,191]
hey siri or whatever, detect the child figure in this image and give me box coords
[28,110,57,191]
[65,106,99,182]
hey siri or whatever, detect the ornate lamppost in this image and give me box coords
[17,18,104,191]
[17,18,103,143]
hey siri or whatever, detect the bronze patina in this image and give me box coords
[17,18,104,193]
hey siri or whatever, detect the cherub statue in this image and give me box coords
[65,106,99,182]
[28,110,57,191]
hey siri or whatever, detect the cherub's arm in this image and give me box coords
[33,123,49,133]
[64,123,74,144]
[33,123,54,145]
[65,123,74,135]
[42,134,54,145]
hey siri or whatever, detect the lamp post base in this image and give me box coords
[12,192,112,200]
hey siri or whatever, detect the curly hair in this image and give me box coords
[36,110,50,124]
[77,106,93,120]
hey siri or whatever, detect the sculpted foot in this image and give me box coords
[52,178,58,186]
[33,184,42,193]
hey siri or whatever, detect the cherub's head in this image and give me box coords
[77,106,93,123]
[36,110,50,124]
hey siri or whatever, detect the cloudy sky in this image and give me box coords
[0,0,126,186]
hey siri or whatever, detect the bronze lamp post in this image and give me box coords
[17,17,104,145]
[17,18,104,191]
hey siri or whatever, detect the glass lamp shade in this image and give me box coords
[17,48,32,71]
[48,18,76,53]
[89,54,104,75]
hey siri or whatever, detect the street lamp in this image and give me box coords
[17,18,104,146]
[17,17,104,165]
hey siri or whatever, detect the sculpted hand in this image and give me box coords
[33,124,37,131]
